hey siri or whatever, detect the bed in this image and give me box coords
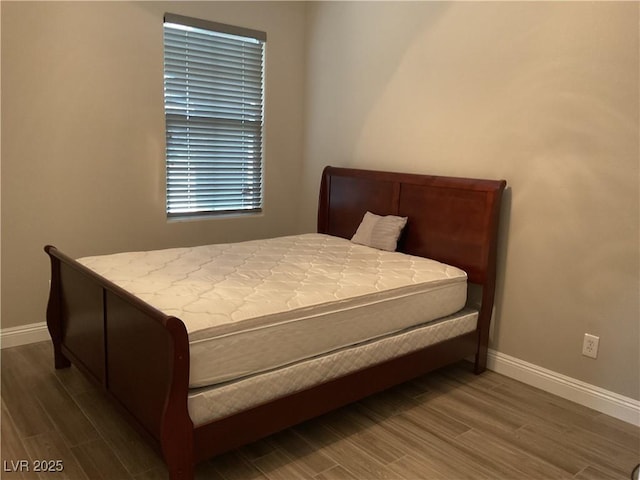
[45,166,506,479]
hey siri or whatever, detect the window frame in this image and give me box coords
[163,13,266,219]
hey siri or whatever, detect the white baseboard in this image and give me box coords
[0,321,49,349]
[487,349,640,427]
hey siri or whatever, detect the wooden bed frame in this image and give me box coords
[45,166,506,479]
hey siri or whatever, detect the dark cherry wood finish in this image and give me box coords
[45,166,506,479]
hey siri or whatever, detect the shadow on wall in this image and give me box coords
[304,1,451,168]
[489,186,512,349]
[300,1,451,231]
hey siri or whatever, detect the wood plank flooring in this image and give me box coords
[1,341,638,479]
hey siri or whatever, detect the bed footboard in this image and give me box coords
[45,246,194,479]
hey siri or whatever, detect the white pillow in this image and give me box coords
[351,211,408,252]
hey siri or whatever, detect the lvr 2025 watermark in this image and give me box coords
[3,459,64,473]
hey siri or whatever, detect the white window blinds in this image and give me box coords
[163,14,266,217]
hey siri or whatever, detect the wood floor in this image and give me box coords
[2,341,638,480]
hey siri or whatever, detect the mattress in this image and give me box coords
[188,308,478,426]
[78,233,468,388]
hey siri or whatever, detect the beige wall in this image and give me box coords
[1,2,307,328]
[2,1,639,402]
[300,1,639,400]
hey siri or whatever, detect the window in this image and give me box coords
[163,13,266,217]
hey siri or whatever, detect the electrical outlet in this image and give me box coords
[582,334,599,359]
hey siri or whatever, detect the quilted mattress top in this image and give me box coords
[78,233,467,341]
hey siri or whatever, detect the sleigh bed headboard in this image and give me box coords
[317,166,506,286]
